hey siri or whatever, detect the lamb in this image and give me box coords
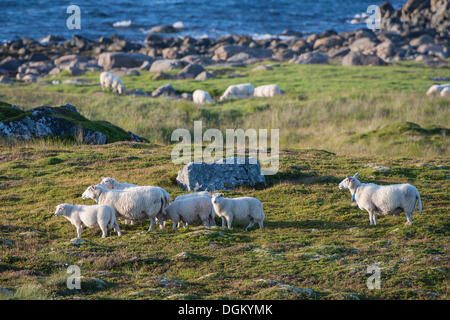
[161,196,215,230]
[220,83,254,101]
[100,72,125,95]
[81,185,165,231]
[440,86,450,97]
[54,203,121,239]
[96,177,170,227]
[338,173,422,226]
[193,90,214,104]
[426,84,450,96]
[254,84,282,98]
[211,193,264,230]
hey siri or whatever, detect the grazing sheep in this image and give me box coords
[211,193,264,230]
[161,196,215,230]
[220,83,254,100]
[81,185,165,231]
[100,72,125,95]
[174,191,210,201]
[254,84,282,97]
[426,84,450,96]
[193,89,214,104]
[54,203,121,239]
[96,177,170,227]
[338,173,422,226]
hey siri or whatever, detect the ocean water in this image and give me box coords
[0,0,407,42]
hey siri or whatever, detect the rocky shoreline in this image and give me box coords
[0,0,448,85]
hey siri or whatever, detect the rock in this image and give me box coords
[409,34,435,47]
[350,37,379,53]
[148,25,178,34]
[70,238,86,245]
[213,45,272,61]
[0,287,13,296]
[417,44,448,59]
[158,277,185,288]
[0,58,26,72]
[365,163,391,172]
[63,62,85,76]
[195,71,215,81]
[92,278,107,289]
[98,52,153,71]
[152,72,172,80]
[39,34,65,44]
[162,47,183,59]
[115,68,140,76]
[291,52,329,64]
[173,252,191,260]
[176,64,205,79]
[28,52,50,62]
[152,84,177,98]
[252,65,273,71]
[181,55,214,66]
[376,41,396,59]
[19,231,38,237]
[139,61,152,71]
[176,157,266,191]
[54,54,89,66]
[0,75,13,84]
[313,35,343,50]
[150,59,185,72]
[342,52,387,66]
[281,30,303,37]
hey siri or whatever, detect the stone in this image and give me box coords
[70,238,86,245]
[350,37,379,53]
[152,84,177,98]
[150,59,185,72]
[313,35,343,50]
[376,41,396,59]
[213,45,272,61]
[98,52,153,71]
[148,25,178,34]
[365,163,391,172]
[252,65,273,71]
[409,34,435,47]
[0,75,13,84]
[54,54,89,66]
[176,157,266,191]
[291,52,329,65]
[342,52,387,66]
[195,71,215,81]
[0,58,25,72]
[176,64,205,79]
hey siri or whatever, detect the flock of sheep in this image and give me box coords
[99,71,282,104]
[54,174,422,240]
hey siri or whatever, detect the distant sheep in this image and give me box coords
[441,86,450,97]
[220,83,254,100]
[254,84,282,97]
[193,90,214,104]
[161,196,215,230]
[82,185,165,231]
[54,203,121,239]
[211,193,264,230]
[100,72,125,95]
[426,84,450,96]
[339,173,422,225]
[97,177,170,227]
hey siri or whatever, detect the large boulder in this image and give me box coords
[291,52,329,64]
[150,59,186,72]
[98,52,153,71]
[176,157,266,191]
[152,84,178,98]
[213,45,272,61]
[342,52,388,66]
[176,64,205,79]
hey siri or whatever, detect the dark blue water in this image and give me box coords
[1,0,407,42]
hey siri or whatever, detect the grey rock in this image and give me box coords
[291,52,329,64]
[148,25,178,34]
[150,59,186,72]
[152,84,177,97]
[176,157,266,191]
[70,238,86,245]
[0,75,13,84]
[176,63,205,79]
[195,71,215,81]
[98,52,153,71]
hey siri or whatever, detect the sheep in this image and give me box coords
[100,72,125,95]
[254,84,282,98]
[193,89,214,104]
[440,86,450,97]
[211,193,264,230]
[160,196,215,230]
[174,191,210,201]
[54,203,121,239]
[219,83,254,101]
[81,185,165,231]
[426,84,450,96]
[96,177,170,227]
[338,173,422,226]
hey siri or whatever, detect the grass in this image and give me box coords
[0,61,449,300]
[0,142,448,300]
[0,61,448,157]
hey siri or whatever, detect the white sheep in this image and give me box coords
[174,191,210,201]
[96,177,170,227]
[193,90,214,104]
[54,203,121,239]
[220,83,254,100]
[100,72,125,95]
[161,196,215,230]
[338,173,422,226]
[81,185,165,231]
[254,84,282,97]
[211,193,264,230]
[426,84,450,96]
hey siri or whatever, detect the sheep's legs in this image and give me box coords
[372,213,377,226]
[172,218,179,230]
[100,224,108,238]
[148,217,155,231]
[76,225,83,238]
[258,220,264,229]
[221,217,226,228]
[114,221,122,236]
[245,221,255,231]
[368,211,374,225]
[225,216,233,229]
[405,212,413,225]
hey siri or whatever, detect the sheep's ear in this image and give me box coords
[347,177,352,182]
[354,173,359,178]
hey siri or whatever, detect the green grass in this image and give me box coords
[0,61,448,157]
[0,61,449,300]
[0,142,448,300]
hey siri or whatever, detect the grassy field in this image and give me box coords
[0,61,449,300]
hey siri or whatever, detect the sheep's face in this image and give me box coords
[339,173,359,190]
[99,177,115,189]
[54,204,66,216]
[82,185,98,200]
[211,193,224,205]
